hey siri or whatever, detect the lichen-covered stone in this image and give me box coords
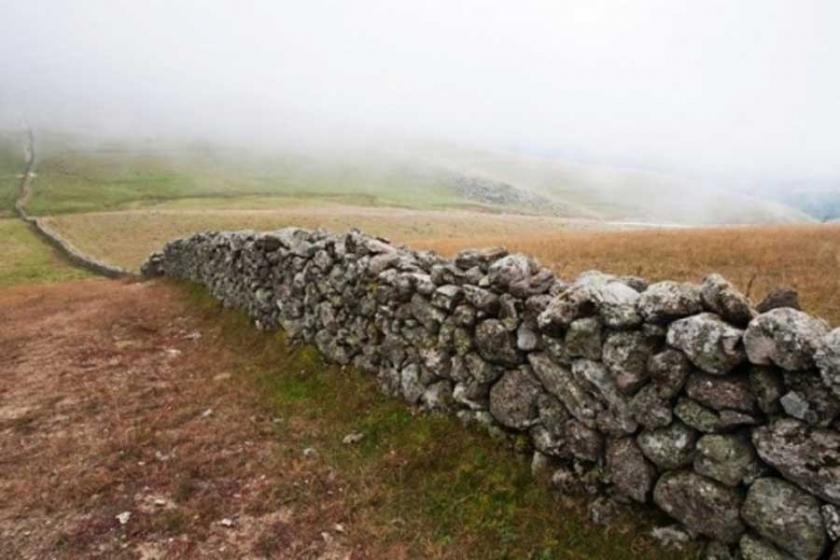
[817,329,840,400]
[741,477,827,560]
[602,331,652,394]
[637,421,697,469]
[749,365,785,414]
[674,397,758,433]
[629,384,673,429]
[606,437,655,503]
[565,317,603,360]
[653,471,745,544]
[648,348,692,398]
[475,319,521,366]
[565,419,605,462]
[528,353,601,427]
[685,372,756,413]
[740,534,796,560]
[701,273,754,327]
[694,433,758,487]
[744,308,829,371]
[638,281,703,324]
[752,418,840,506]
[667,313,745,375]
[488,367,542,430]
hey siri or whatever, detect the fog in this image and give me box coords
[1,0,839,183]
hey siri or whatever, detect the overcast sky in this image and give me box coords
[1,0,838,181]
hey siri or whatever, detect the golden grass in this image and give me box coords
[416,225,840,325]
[44,208,840,325]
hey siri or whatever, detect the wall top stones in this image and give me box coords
[143,227,840,559]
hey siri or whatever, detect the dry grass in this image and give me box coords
[41,207,611,270]
[44,208,840,325]
[416,224,840,325]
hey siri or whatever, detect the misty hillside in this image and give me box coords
[21,130,814,225]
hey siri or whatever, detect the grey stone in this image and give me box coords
[823,504,840,541]
[648,348,692,398]
[571,359,638,435]
[607,437,655,503]
[410,293,446,332]
[638,421,697,469]
[744,308,829,371]
[538,283,593,332]
[817,329,840,400]
[528,353,602,427]
[602,331,652,394]
[704,541,737,560]
[591,280,642,328]
[740,534,796,560]
[667,313,746,375]
[565,419,604,462]
[749,365,785,414]
[516,322,539,351]
[650,525,692,550]
[638,281,704,324]
[653,470,745,544]
[463,285,499,314]
[564,317,603,360]
[421,380,453,411]
[757,287,801,313]
[488,367,542,430]
[741,477,826,560]
[675,397,758,433]
[487,254,534,288]
[475,319,521,366]
[694,433,758,487]
[701,273,755,327]
[431,284,462,311]
[752,418,840,506]
[782,371,840,426]
[685,372,756,413]
[629,383,673,429]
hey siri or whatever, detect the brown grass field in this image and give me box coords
[44,208,840,325]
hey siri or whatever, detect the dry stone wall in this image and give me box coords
[143,227,840,559]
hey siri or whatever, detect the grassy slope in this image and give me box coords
[183,282,695,560]
[0,130,25,216]
[0,219,91,287]
[25,140,467,216]
[0,134,90,286]
[25,132,813,225]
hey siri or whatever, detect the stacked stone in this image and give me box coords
[142,227,840,559]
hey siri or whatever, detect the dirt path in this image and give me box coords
[0,279,365,559]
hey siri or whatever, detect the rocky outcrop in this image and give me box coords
[143,226,840,557]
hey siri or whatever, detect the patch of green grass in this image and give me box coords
[180,281,698,560]
[25,146,465,216]
[0,219,91,287]
[0,131,26,216]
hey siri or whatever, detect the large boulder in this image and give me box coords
[667,313,746,375]
[638,281,703,324]
[741,477,827,560]
[694,433,758,487]
[475,319,521,366]
[744,308,829,371]
[752,418,840,505]
[487,254,534,288]
[488,367,542,430]
[816,329,840,399]
[653,471,745,544]
[701,273,755,327]
[606,437,656,503]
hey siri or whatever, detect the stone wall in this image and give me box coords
[143,227,840,559]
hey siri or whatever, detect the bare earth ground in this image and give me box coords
[0,278,695,560]
[0,279,364,560]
